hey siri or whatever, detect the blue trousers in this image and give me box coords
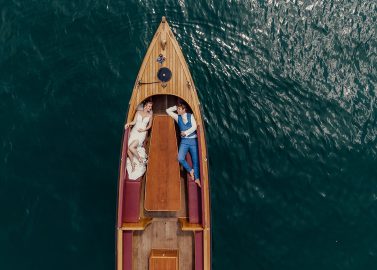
[178,140,200,180]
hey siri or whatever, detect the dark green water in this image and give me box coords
[1,0,376,269]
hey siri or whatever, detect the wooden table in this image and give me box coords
[145,115,181,211]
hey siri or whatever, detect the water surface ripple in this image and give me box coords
[0,1,376,269]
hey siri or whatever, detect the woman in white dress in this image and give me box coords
[125,100,153,171]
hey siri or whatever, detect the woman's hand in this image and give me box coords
[137,128,145,132]
[125,123,131,129]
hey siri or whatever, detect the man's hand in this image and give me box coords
[138,128,145,132]
[181,131,186,137]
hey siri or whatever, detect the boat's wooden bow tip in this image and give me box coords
[160,17,168,50]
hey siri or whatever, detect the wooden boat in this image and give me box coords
[116,17,211,270]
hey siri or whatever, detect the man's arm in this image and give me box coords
[166,106,178,122]
[182,114,197,136]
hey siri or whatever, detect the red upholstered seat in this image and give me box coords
[123,231,133,270]
[185,154,202,224]
[123,177,142,223]
[195,231,204,270]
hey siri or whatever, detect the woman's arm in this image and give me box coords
[125,112,138,129]
[144,113,153,131]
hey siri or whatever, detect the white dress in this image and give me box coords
[126,147,147,180]
[128,112,151,147]
[126,112,151,180]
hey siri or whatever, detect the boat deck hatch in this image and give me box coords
[149,249,179,270]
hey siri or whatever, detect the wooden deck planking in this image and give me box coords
[171,36,176,94]
[133,220,194,270]
[131,24,202,116]
[169,35,174,92]
[177,48,181,94]
[172,37,178,97]
[170,33,175,94]
[149,249,178,270]
[155,37,160,96]
[149,44,154,97]
[146,47,151,98]
[148,46,154,97]
[179,66,183,99]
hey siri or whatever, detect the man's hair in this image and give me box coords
[177,103,187,111]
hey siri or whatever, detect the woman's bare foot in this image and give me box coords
[195,179,201,188]
[189,169,194,180]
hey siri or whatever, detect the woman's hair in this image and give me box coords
[143,99,153,107]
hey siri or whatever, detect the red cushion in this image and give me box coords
[123,178,141,223]
[185,154,202,224]
[195,231,204,270]
[122,231,133,270]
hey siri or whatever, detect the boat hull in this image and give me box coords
[116,17,211,270]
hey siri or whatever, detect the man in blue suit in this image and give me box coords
[166,103,201,188]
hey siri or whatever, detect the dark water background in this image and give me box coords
[1,0,377,269]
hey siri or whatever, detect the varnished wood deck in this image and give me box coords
[133,219,193,270]
[144,115,181,211]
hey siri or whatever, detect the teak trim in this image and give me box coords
[121,217,153,231]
